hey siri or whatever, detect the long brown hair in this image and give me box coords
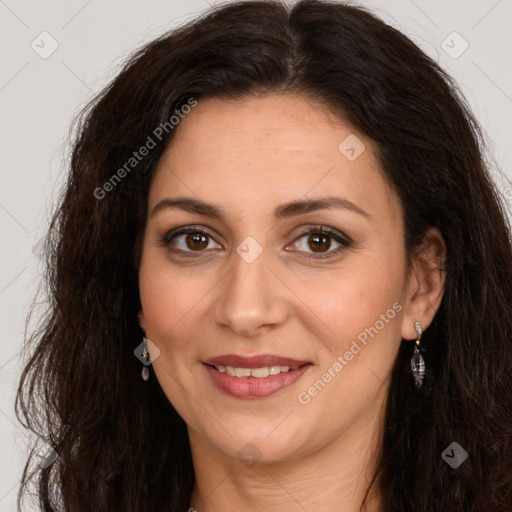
[16,1,512,510]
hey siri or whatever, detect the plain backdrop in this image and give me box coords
[1,0,511,510]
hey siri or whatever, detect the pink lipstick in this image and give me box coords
[202,354,312,399]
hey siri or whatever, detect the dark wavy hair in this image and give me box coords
[15,0,512,511]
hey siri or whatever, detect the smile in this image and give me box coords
[202,361,312,398]
[214,364,300,377]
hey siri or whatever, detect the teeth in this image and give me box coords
[215,365,299,378]
[235,367,251,377]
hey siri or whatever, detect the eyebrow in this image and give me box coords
[150,196,370,220]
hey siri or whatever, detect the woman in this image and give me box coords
[16,1,512,511]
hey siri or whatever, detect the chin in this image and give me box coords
[204,421,314,465]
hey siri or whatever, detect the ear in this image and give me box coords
[138,310,146,332]
[401,227,446,340]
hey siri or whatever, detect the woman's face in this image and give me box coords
[138,94,433,465]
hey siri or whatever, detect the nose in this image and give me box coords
[213,248,290,337]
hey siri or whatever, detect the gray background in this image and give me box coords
[1,0,511,510]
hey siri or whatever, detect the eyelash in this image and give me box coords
[161,225,352,260]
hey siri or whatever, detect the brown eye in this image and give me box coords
[163,227,221,255]
[184,232,209,251]
[307,233,332,253]
[162,225,351,260]
[290,226,352,259]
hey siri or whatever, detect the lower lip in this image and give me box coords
[203,363,312,399]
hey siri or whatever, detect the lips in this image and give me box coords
[202,353,313,398]
[203,354,310,368]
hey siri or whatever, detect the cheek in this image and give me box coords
[293,272,404,423]
[298,252,406,399]
[138,260,208,408]
[138,254,217,360]
[307,255,403,336]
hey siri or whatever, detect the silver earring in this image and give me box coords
[410,321,425,388]
[141,337,150,381]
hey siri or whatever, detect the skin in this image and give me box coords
[138,93,446,512]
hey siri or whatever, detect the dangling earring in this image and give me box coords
[410,320,425,388]
[135,335,160,382]
[141,337,150,381]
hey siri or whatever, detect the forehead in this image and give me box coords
[149,94,400,226]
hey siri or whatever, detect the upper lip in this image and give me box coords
[203,354,311,368]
